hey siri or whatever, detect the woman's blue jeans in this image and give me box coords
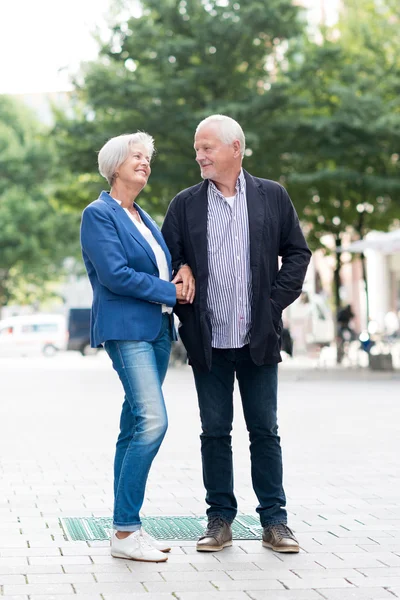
[192,345,287,527]
[104,314,172,531]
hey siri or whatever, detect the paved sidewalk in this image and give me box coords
[1,354,400,600]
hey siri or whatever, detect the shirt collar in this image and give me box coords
[209,168,245,198]
[111,196,122,205]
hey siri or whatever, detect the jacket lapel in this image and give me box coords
[244,170,265,292]
[138,207,173,278]
[100,191,159,271]
[186,181,209,303]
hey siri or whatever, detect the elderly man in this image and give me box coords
[162,115,311,553]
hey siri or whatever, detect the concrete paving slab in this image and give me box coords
[1,356,399,599]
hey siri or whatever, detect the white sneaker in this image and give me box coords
[141,528,171,553]
[111,530,168,562]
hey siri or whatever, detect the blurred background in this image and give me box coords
[1,0,399,370]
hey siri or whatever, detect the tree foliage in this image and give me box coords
[53,0,303,213]
[53,0,400,320]
[54,0,400,241]
[0,96,80,310]
[261,0,400,250]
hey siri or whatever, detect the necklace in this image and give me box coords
[111,194,141,222]
[128,205,141,222]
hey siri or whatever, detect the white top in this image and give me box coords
[113,198,172,314]
[224,195,235,208]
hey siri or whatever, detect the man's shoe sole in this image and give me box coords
[111,551,168,562]
[196,540,232,552]
[262,541,299,553]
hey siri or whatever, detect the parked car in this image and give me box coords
[67,308,98,356]
[0,314,68,357]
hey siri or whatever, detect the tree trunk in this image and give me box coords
[360,252,370,327]
[334,234,342,363]
[355,210,370,329]
[0,274,10,321]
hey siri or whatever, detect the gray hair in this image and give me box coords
[195,115,246,157]
[98,132,155,185]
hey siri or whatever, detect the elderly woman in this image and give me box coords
[80,132,194,562]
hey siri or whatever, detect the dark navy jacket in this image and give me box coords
[162,171,311,371]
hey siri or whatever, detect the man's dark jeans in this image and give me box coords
[192,345,287,527]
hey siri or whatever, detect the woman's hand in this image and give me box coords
[172,265,195,304]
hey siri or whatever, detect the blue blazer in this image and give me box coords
[80,191,176,347]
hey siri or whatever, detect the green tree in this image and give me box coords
[53,0,304,214]
[52,0,400,341]
[0,96,80,313]
[258,0,400,321]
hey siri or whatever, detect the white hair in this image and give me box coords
[195,114,246,157]
[98,132,155,185]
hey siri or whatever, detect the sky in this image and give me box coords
[0,0,339,95]
[0,0,139,94]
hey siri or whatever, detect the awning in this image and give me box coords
[343,229,400,254]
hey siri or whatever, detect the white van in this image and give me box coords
[0,314,68,357]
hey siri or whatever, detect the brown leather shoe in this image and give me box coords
[196,516,232,552]
[262,523,299,553]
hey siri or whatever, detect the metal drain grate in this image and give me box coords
[60,515,262,541]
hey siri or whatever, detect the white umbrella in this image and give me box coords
[344,229,400,254]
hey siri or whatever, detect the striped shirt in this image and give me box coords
[207,169,252,348]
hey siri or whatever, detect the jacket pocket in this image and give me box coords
[270,298,282,335]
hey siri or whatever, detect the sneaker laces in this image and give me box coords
[137,529,157,551]
[140,529,154,543]
[268,523,295,541]
[204,516,226,538]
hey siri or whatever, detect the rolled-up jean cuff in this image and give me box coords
[113,523,141,532]
[207,513,234,525]
[261,518,288,528]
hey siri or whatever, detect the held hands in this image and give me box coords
[174,283,188,303]
[172,265,195,304]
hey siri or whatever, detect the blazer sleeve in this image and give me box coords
[270,186,312,311]
[81,205,176,306]
[161,196,186,274]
